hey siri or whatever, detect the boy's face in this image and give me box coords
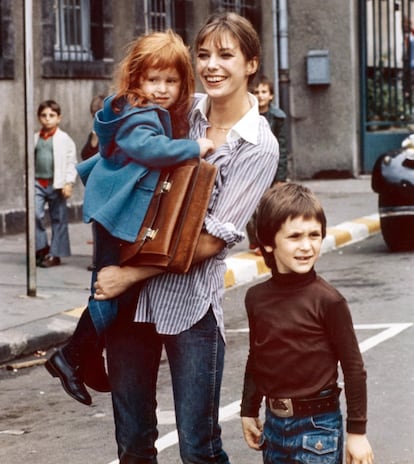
[264,216,323,274]
[253,83,273,112]
[38,108,61,132]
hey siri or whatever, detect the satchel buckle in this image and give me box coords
[269,398,294,418]
[161,181,172,193]
[144,228,158,240]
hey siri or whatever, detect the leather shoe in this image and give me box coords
[39,255,61,268]
[45,349,92,405]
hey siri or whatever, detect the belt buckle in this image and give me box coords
[270,398,294,418]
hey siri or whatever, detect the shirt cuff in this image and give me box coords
[204,215,245,248]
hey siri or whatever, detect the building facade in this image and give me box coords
[0,0,404,235]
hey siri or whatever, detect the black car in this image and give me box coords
[371,136,414,251]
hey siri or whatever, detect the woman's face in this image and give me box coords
[196,32,257,101]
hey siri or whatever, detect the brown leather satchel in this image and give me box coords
[119,159,217,273]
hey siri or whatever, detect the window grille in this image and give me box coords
[217,0,254,17]
[0,0,14,79]
[54,0,92,62]
[144,0,174,32]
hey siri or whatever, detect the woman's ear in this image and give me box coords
[264,245,273,253]
[246,57,259,76]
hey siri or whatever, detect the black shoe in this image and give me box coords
[36,246,50,266]
[39,255,61,268]
[83,350,111,392]
[45,349,92,405]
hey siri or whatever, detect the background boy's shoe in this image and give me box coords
[39,255,61,267]
[35,246,50,266]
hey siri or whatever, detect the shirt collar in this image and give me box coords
[194,93,260,145]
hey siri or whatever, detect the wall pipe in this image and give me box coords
[277,0,292,152]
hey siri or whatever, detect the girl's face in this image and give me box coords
[196,32,257,101]
[265,216,323,274]
[139,67,182,109]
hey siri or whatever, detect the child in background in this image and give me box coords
[80,94,106,161]
[246,75,288,253]
[241,183,374,464]
[45,30,214,406]
[81,94,106,271]
[35,100,77,268]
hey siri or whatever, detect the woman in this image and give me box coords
[95,12,279,463]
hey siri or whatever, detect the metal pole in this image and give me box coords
[23,0,37,296]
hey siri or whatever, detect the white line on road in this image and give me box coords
[107,322,412,464]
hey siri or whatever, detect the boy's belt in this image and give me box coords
[266,387,341,418]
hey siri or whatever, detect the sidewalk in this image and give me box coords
[0,177,381,365]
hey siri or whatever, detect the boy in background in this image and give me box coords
[35,100,77,267]
[241,183,374,464]
[247,76,288,253]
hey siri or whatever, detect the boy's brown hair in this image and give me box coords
[37,100,61,117]
[256,183,327,270]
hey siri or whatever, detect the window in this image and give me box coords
[54,0,92,62]
[144,0,175,32]
[215,0,260,31]
[42,0,113,78]
[0,0,14,79]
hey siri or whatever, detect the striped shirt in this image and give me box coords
[134,93,279,337]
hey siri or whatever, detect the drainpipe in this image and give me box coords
[272,0,280,106]
[277,0,292,152]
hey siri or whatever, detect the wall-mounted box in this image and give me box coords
[306,50,330,85]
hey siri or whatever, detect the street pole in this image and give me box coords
[23,0,36,296]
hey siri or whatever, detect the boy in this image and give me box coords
[240,183,374,464]
[246,75,288,253]
[252,75,288,183]
[35,100,77,267]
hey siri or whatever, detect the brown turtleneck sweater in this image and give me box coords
[241,268,368,434]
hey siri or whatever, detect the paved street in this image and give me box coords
[0,233,413,463]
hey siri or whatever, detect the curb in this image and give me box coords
[223,213,380,288]
[0,214,380,365]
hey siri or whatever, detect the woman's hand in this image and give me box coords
[241,416,263,451]
[346,433,374,464]
[94,265,163,300]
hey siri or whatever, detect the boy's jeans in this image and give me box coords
[106,306,230,464]
[262,408,343,464]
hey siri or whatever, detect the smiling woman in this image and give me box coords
[96,12,280,463]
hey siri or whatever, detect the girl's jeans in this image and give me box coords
[261,408,343,464]
[106,305,230,464]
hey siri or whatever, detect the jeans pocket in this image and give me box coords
[301,431,340,464]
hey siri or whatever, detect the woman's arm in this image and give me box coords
[94,232,225,300]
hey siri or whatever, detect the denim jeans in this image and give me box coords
[35,181,70,256]
[106,305,230,464]
[261,408,343,464]
[88,222,120,334]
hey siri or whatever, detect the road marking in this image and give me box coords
[107,322,412,463]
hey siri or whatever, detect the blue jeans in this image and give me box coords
[105,305,230,464]
[88,222,120,334]
[35,181,70,256]
[261,408,343,464]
